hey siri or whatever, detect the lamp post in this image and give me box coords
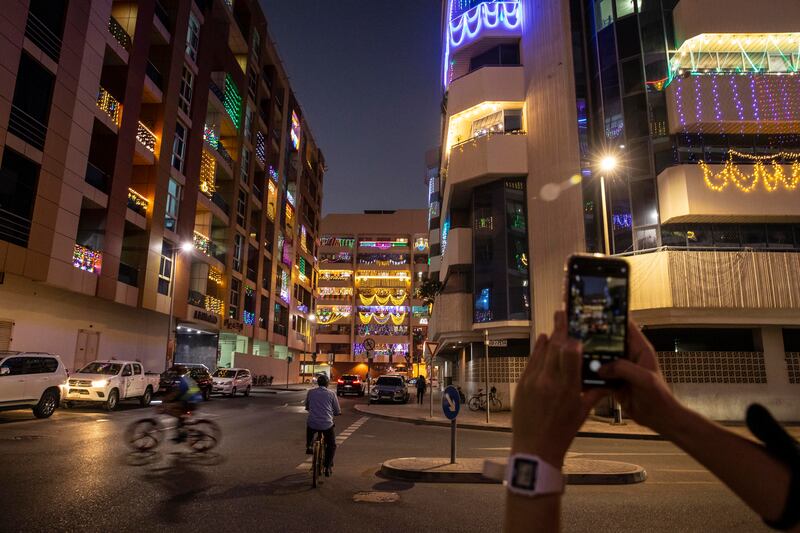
[302,313,316,383]
[598,155,618,256]
[484,329,490,424]
[165,241,194,371]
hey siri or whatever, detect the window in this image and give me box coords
[240,148,251,184]
[133,363,142,374]
[236,190,246,227]
[158,241,174,295]
[244,105,253,141]
[615,0,636,18]
[186,12,200,61]
[0,357,26,376]
[259,295,269,328]
[229,278,241,319]
[233,233,244,272]
[595,0,614,31]
[122,364,133,377]
[0,149,40,247]
[165,178,181,231]
[172,121,187,173]
[178,65,194,115]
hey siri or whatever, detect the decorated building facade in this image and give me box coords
[427,0,800,420]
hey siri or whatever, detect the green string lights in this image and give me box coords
[224,74,242,130]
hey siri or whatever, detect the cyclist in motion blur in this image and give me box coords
[304,374,341,477]
[161,365,203,443]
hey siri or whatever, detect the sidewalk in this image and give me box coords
[251,384,313,394]
[356,390,800,441]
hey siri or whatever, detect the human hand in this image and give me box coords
[598,321,683,435]
[512,311,607,467]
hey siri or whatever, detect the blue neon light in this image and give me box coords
[443,1,521,88]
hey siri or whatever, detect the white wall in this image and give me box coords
[0,274,168,373]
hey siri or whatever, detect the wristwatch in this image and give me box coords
[483,454,565,497]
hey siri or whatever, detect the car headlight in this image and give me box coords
[91,379,108,388]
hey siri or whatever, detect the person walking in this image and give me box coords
[416,375,427,404]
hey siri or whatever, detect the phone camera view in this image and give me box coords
[568,273,628,385]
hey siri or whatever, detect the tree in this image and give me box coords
[414,279,443,307]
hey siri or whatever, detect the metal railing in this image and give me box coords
[96,86,122,126]
[0,208,32,247]
[25,12,61,62]
[154,1,170,29]
[217,143,234,167]
[211,192,229,215]
[188,290,205,307]
[108,16,132,51]
[136,122,156,153]
[85,162,110,193]
[450,129,527,151]
[8,105,47,150]
[210,82,225,103]
[145,60,163,89]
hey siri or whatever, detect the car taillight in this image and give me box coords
[352,380,361,385]
[337,379,344,384]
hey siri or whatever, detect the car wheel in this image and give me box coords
[203,388,211,401]
[230,387,237,398]
[105,389,119,411]
[33,388,59,418]
[139,387,152,407]
[244,386,251,397]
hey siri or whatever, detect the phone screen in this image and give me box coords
[567,256,629,387]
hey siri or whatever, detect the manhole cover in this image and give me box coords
[353,491,399,503]
[11,435,45,441]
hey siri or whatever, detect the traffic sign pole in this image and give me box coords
[442,385,461,464]
[450,419,457,464]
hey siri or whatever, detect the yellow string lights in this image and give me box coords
[699,151,800,193]
[358,311,408,325]
[358,292,407,306]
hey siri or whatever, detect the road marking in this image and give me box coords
[296,416,369,470]
[573,452,688,456]
[646,481,721,485]
[652,469,710,473]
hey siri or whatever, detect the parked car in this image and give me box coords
[64,360,160,410]
[159,364,213,401]
[369,375,410,404]
[336,374,364,397]
[0,352,67,418]
[212,368,252,397]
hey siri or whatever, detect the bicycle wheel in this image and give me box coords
[125,418,160,451]
[186,419,221,452]
[468,397,481,411]
[490,397,503,412]
[312,440,321,488]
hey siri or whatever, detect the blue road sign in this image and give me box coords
[442,385,461,420]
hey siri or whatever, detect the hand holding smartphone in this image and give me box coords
[565,254,630,388]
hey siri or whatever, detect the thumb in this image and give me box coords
[599,359,651,386]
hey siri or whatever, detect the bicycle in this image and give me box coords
[311,430,326,488]
[468,387,502,412]
[125,407,221,453]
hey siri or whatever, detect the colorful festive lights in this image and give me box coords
[193,231,212,255]
[223,74,243,130]
[205,295,224,315]
[203,124,219,149]
[316,305,352,325]
[414,237,429,251]
[699,151,800,192]
[127,188,148,212]
[268,165,279,183]
[320,270,352,281]
[354,343,408,357]
[73,244,102,273]
[136,122,156,153]
[279,270,290,303]
[255,131,266,167]
[243,310,255,326]
[321,236,356,248]
[359,292,408,306]
[199,150,217,197]
[208,267,223,286]
[358,238,409,249]
[290,111,301,150]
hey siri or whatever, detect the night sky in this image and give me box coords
[259,0,442,215]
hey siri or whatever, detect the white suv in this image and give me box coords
[0,352,67,418]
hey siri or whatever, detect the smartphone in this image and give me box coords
[566,254,630,388]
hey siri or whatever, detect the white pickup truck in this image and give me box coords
[64,360,160,410]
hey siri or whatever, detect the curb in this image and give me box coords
[356,405,665,441]
[380,457,647,485]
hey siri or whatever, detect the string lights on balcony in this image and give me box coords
[699,150,800,192]
[73,244,102,273]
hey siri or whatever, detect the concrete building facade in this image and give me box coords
[316,210,429,381]
[427,0,800,420]
[0,0,323,381]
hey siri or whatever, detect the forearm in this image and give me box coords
[663,404,791,522]
[505,493,560,533]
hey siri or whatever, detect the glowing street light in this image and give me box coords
[597,153,620,255]
[181,241,194,253]
[599,155,619,173]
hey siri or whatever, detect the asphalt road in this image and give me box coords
[0,389,771,532]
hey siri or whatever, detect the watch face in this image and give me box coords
[511,458,538,490]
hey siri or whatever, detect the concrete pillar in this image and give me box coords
[762,326,789,386]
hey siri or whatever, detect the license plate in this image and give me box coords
[345,385,351,389]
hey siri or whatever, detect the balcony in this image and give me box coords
[96,87,122,128]
[448,66,525,117]
[446,132,527,190]
[134,122,157,164]
[127,188,148,216]
[143,61,164,103]
[108,16,131,52]
[627,249,800,315]
[25,11,61,62]
[84,162,111,194]
[657,162,800,224]
[118,262,139,287]
[8,105,47,150]
[193,230,218,257]
[73,244,102,274]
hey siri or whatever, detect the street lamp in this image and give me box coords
[597,154,619,255]
[166,240,194,370]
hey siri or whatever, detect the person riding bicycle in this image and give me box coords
[304,374,341,477]
[162,365,203,442]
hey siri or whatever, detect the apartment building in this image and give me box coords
[315,210,429,381]
[427,0,800,420]
[0,0,323,379]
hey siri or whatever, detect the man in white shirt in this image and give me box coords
[304,374,341,476]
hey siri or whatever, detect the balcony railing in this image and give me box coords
[154,1,170,29]
[136,122,156,153]
[211,192,229,215]
[96,87,122,126]
[25,12,61,62]
[188,290,205,307]
[127,188,148,216]
[118,262,139,287]
[84,162,110,193]
[145,60,163,90]
[217,143,234,167]
[0,208,32,248]
[210,82,225,103]
[108,16,132,51]
[193,230,217,257]
[8,105,47,150]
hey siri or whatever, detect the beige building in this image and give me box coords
[427,0,800,420]
[0,0,323,382]
[315,210,429,381]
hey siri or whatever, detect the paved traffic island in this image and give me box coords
[381,457,647,485]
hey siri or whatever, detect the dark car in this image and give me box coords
[159,364,213,401]
[368,375,409,404]
[336,374,364,397]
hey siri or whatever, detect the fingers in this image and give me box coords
[524,333,549,380]
[599,358,650,386]
[560,338,583,388]
[627,320,659,372]
[581,388,609,417]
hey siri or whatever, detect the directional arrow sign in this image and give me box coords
[442,385,460,420]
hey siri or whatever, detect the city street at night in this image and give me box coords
[0,390,772,532]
